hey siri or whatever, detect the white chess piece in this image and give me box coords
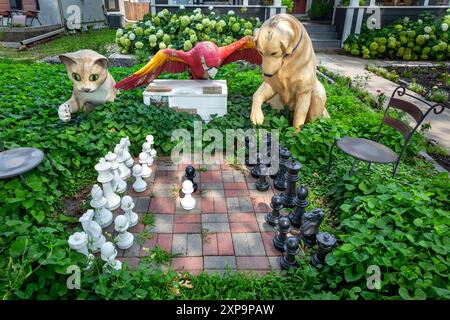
[79,209,106,253]
[90,184,113,228]
[122,137,134,168]
[101,242,122,270]
[142,142,154,166]
[180,180,196,210]
[68,231,95,267]
[95,158,121,210]
[105,151,127,193]
[132,164,147,192]
[121,196,139,227]
[114,215,134,250]
[139,152,152,178]
[115,144,131,180]
[146,135,157,163]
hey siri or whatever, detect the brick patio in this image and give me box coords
[108,156,285,275]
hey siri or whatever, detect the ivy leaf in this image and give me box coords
[344,266,363,282]
[10,238,28,258]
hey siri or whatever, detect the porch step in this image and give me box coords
[302,22,336,33]
[311,39,342,52]
[307,31,339,40]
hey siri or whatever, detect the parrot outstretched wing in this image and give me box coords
[219,36,262,66]
[115,50,190,90]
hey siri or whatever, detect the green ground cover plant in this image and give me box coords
[0,61,448,300]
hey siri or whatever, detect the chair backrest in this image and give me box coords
[0,0,11,13]
[376,85,446,159]
[22,0,37,12]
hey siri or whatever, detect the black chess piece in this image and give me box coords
[184,165,198,193]
[245,136,256,168]
[280,159,302,208]
[310,232,337,268]
[265,195,283,226]
[273,147,291,191]
[288,185,309,228]
[255,163,270,192]
[273,216,291,252]
[280,236,300,270]
[299,208,325,247]
[250,153,261,179]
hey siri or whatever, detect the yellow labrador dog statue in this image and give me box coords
[251,14,329,130]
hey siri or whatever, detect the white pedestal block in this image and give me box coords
[143,80,228,122]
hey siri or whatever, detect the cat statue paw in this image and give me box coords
[58,102,72,122]
[58,49,116,122]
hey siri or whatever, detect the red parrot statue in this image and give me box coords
[115,36,261,90]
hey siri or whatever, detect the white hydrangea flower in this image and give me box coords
[441,23,449,32]
[417,19,423,24]
[424,34,430,39]
[424,26,432,34]
[128,32,136,41]
[211,12,215,16]
[116,28,123,37]
[180,5,185,10]
[228,10,235,15]
[403,17,409,23]
[209,6,214,10]
[193,8,201,14]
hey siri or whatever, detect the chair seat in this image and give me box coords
[336,137,398,164]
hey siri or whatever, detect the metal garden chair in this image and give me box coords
[327,86,447,177]
[22,0,41,26]
[0,0,12,26]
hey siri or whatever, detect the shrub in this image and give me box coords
[307,0,333,21]
[116,9,262,55]
[282,0,294,13]
[344,12,450,61]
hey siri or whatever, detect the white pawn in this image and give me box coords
[95,158,121,210]
[79,209,106,253]
[121,196,139,227]
[114,215,134,250]
[115,144,131,180]
[132,164,147,192]
[180,180,196,210]
[90,184,113,228]
[142,142,154,166]
[105,151,127,193]
[139,152,152,178]
[122,137,134,168]
[68,231,95,267]
[101,242,122,271]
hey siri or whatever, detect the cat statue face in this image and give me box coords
[58,49,116,122]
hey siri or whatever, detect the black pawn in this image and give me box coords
[280,159,302,208]
[273,216,291,252]
[250,153,261,179]
[273,147,291,191]
[300,208,325,247]
[245,136,256,168]
[265,195,283,226]
[184,165,198,193]
[280,236,300,270]
[310,232,337,268]
[288,185,309,228]
[255,163,270,192]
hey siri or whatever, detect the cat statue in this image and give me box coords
[58,49,116,122]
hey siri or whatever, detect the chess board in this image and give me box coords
[105,156,284,275]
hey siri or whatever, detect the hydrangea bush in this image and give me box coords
[344,12,450,61]
[115,8,262,55]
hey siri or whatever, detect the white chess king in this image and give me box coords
[180,180,196,210]
[90,184,113,228]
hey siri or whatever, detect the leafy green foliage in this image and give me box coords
[115,9,261,55]
[0,60,448,300]
[344,12,450,61]
[307,0,333,21]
